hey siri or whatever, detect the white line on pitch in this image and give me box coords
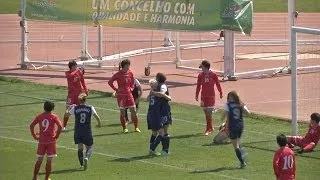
[0,135,247,180]
[0,92,275,136]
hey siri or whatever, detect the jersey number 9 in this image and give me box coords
[42,119,49,132]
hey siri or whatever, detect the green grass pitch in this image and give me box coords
[0,76,319,180]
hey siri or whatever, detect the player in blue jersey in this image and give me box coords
[221,91,250,168]
[66,94,102,170]
[148,73,172,156]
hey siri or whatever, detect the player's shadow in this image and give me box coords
[191,166,239,174]
[170,133,203,140]
[39,168,82,175]
[202,142,231,146]
[106,123,122,127]
[111,154,153,162]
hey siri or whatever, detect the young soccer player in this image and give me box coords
[222,91,250,168]
[30,101,62,180]
[108,59,141,133]
[65,94,102,170]
[286,112,320,153]
[195,60,223,136]
[63,60,88,131]
[124,78,142,124]
[273,134,296,180]
[148,73,172,155]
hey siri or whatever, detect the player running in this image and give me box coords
[124,78,142,124]
[222,91,250,168]
[63,60,88,131]
[108,59,140,133]
[148,73,172,156]
[65,94,102,170]
[286,112,320,153]
[195,60,223,136]
[30,100,62,180]
[273,134,296,180]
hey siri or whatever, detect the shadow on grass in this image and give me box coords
[171,133,203,140]
[202,142,231,147]
[106,123,122,127]
[191,166,240,174]
[93,132,124,137]
[111,154,154,162]
[39,168,82,175]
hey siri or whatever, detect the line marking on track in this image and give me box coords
[0,92,275,136]
[0,135,247,180]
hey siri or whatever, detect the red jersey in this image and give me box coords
[304,124,320,144]
[273,147,296,180]
[65,68,88,96]
[196,71,222,98]
[108,70,134,95]
[30,112,62,144]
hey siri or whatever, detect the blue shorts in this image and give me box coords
[147,113,172,131]
[229,128,243,139]
[74,130,93,146]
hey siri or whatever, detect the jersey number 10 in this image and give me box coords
[283,155,294,170]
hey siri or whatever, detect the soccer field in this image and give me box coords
[0,77,319,180]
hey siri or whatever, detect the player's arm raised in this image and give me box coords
[92,106,102,128]
[29,117,39,140]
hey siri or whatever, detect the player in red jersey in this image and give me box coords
[195,60,223,136]
[287,112,320,153]
[63,60,88,131]
[273,134,296,180]
[108,59,140,133]
[30,101,62,180]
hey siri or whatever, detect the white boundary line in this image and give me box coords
[0,135,247,180]
[0,92,275,136]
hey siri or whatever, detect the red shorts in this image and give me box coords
[200,97,215,108]
[66,95,80,106]
[117,93,135,109]
[37,142,57,157]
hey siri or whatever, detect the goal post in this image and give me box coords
[291,26,320,136]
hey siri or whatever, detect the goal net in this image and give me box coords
[291,26,320,135]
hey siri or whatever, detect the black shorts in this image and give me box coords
[229,128,243,139]
[74,130,93,146]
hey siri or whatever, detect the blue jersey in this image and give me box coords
[74,104,93,133]
[227,102,243,130]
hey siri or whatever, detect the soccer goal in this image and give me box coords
[291,26,320,136]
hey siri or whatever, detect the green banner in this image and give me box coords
[25,0,253,34]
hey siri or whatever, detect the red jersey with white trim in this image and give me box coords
[304,124,320,144]
[65,68,88,96]
[30,112,62,144]
[273,147,296,180]
[108,70,134,95]
[196,71,222,98]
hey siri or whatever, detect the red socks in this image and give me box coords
[120,115,126,129]
[33,160,42,180]
[205,112,213,131]
[303,143,315,152]
[45,160,52,180]
[63,114,69,128]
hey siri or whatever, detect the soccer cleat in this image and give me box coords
[204,130,213,136]
[83,158,88,170]
[240,162,247,169]
[160,150,170,156]
[149,150,160,156]
[123,128,129,133]
[134,128,141,133]
[62,127,67,132]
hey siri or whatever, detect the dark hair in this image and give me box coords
[311,113,320,124]
[199,60,210,69]
[227,91,243,106]
[68,60,77,69]
[78,94,87,103]
[44,100,55,112]
[120,59,130,68]
[276,134,288,147]
[156,73,166,84]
